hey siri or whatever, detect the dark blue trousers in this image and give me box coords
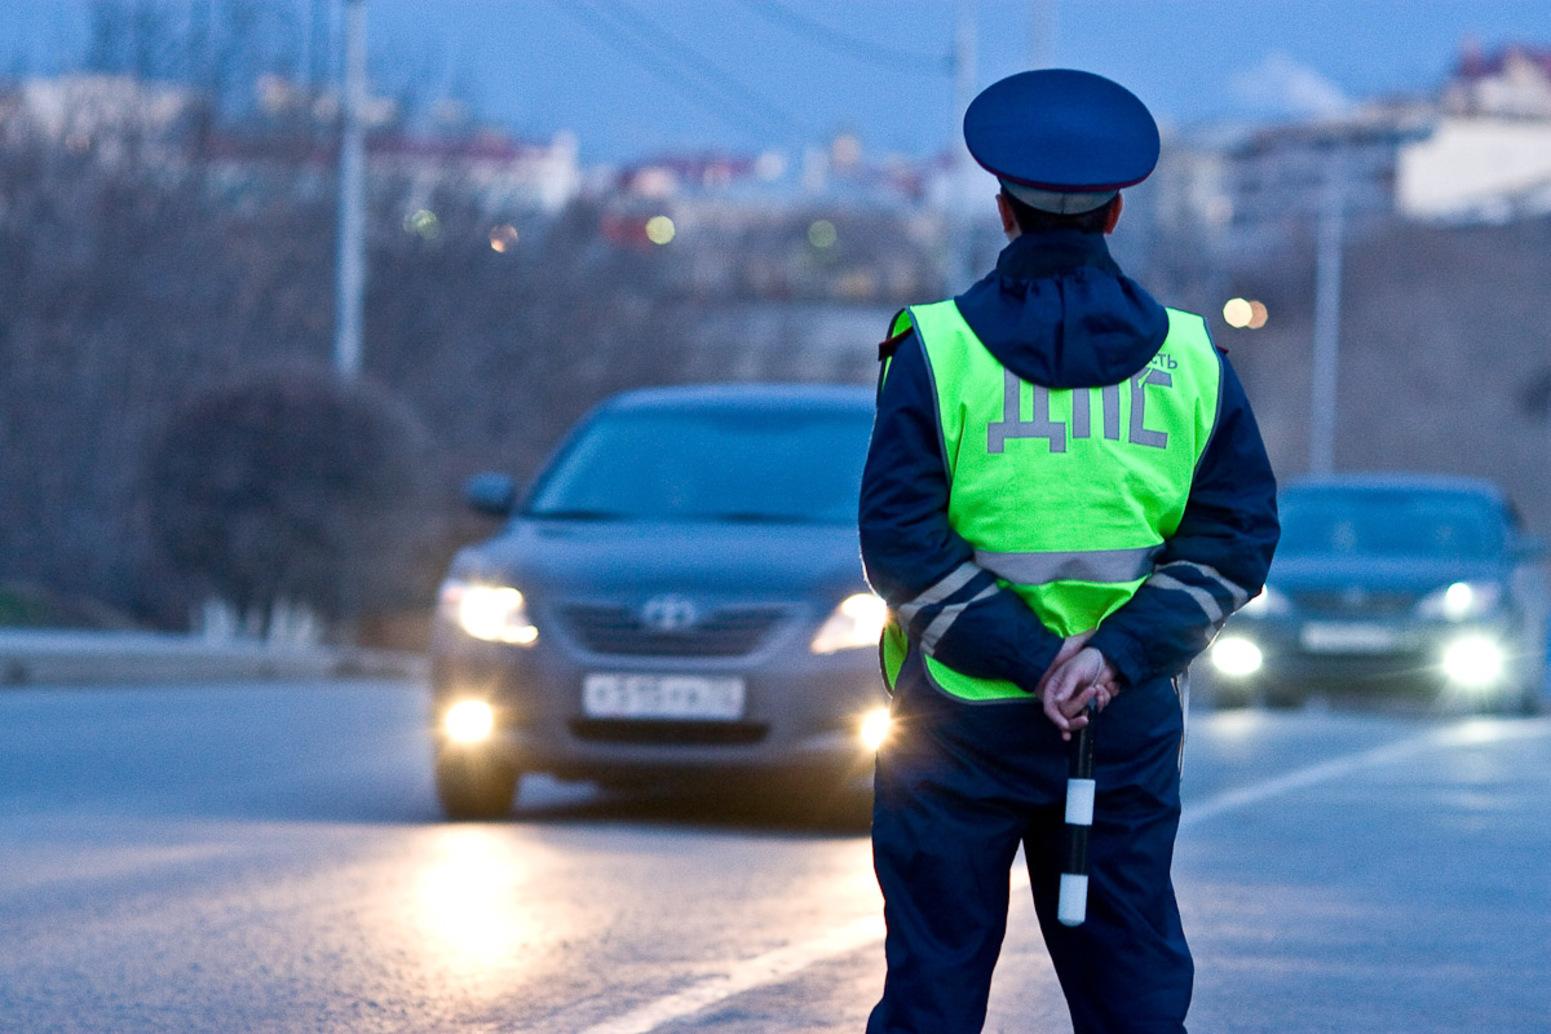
[868,650,1193,1034]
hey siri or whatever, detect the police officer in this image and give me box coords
[860,70,1280,1033]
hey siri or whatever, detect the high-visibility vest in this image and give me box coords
[879,298,1222,701]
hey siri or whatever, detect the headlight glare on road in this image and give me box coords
[1440,634,1506,689]
[811,592,889,654]
[442,699,495,744]
[440,579,538,645]
[858,705,892,752]
[1210,635,1264,678]
[1417,581,1502,622]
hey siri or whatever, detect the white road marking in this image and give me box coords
[580,717,1550,1034]
[578,914,885,1034]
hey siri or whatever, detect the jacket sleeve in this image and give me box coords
[1087,354,1280,687]
[859,331,1063,692]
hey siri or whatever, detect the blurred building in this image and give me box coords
[1152,41,1551,259]
[1443,42,1551,118]
[596,133,945,306]
[1397,44,1551,224]
[0,74,205,162]
[1154,103,1433,262]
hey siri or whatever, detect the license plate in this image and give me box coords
[1299,622,1402,654]
[582,673,746,721]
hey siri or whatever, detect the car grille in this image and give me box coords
[1287,588,1421,618]
[569,719,769,746]
[554,604,786,658]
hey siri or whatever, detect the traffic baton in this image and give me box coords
[1057,701,1097,927]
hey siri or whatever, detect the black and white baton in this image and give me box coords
[1058,702,1097,927]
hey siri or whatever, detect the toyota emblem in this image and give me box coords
[640,595,700,633]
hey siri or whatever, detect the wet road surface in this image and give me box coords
[1,680,1547,1032]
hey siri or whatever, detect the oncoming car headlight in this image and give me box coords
[1210,635,1263,678]
[1416,581,1503,622]
[1440,634,1506,689]
[811,593,889,655]
[442,698,495,744]
[858,705,892,752]
[439,579,538,645]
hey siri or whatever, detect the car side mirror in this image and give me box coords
[464,472,517,519]
[1513,535,1548,561]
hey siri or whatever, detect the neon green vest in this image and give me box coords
[880,299,1222,701]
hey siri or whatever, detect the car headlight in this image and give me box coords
[1440,634,1506,688]
[439,579,539,645]
[442,698,496,744]
[1240,584,1291,617]
[811,592,889,655]
[1416,581,1502,622]
[1210,634,1263,677]
[858,705,892,752]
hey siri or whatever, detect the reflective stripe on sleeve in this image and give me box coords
[919,584,999,653]
[1156,560,1251,609]
[896,561,980,626]
[1146,572,1226,626]
[974,545,1161,586]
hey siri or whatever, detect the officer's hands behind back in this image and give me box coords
[1039,633,1119,742]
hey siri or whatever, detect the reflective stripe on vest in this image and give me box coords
[879,300,1222,702]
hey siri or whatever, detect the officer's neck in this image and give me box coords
[995,229,1119,281]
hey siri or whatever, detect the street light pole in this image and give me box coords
[1309,154,1345,474]
[944,0,977,290]
[1029,0,1057,68]
[334,0,366,379]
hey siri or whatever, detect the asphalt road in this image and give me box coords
[1,680,1548,1033]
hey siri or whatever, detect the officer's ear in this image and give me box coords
[996,191,1020,239]
[1103,194,1124,235]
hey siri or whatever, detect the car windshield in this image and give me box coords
[526,404,872,524]
[1278,488,1504,559]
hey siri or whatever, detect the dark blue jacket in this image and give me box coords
[859,230,1280,692]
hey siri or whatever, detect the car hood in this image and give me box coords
[449,519,868,601]
[1268,553,1509,594]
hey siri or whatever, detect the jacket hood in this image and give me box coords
[952,230,1169,389]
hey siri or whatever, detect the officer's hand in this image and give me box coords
[1035,631,1095,699]
[1041,647,1118,741]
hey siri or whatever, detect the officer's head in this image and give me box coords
[964,69,1157,243]
[995,186,1122,240]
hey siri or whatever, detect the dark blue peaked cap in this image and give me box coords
[964,69,1160,195]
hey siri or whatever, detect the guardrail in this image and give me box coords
[0,630,427,686]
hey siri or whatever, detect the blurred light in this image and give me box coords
[443,699,495,744]
[1210,635,1264,677]
[812,592,888,654]
[1441,634,1505,688]
[1211,709,1270,742]
[1222,297,1253,328]
[488,223,519,253]
[1240,585,1291,617]
[754,150,788,181]
[1247,300,1269,329]
[858,706,893,752]
[831,133,862,167]
[1444,582,1475,615]
[808,219,838,249]
[441,581,539,646]
[1417,580,1503,622]
[414,827,529,970]
[405,208,441,240]
[645,215,676,245]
